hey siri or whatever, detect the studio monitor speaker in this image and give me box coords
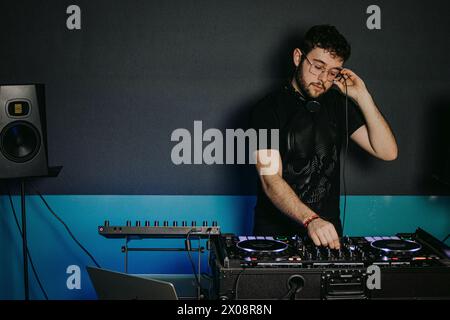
[0,84,49,179]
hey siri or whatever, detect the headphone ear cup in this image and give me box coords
[284,83,320,112]
[305,100,321,113]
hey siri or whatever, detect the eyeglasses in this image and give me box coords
[303,54,342,82]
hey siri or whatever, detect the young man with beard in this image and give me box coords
[251,25,397,249]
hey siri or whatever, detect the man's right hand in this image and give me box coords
[307,218,340,249]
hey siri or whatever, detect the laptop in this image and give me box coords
[86,266,178,300]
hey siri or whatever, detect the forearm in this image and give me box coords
[356,93,398,159]
[260,174,316,225]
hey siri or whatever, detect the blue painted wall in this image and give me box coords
[0,195,449,300]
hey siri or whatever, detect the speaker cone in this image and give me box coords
[0,121,41,163]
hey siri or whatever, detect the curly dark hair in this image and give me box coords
[302,25,351,62]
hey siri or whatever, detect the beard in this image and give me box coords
[294,66,327,99]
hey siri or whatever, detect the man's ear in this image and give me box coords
[293,48,302,67]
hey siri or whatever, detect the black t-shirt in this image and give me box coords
[250,83,365,236]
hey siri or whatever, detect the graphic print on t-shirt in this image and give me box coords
[283,105,338,211]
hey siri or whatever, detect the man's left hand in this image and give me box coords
[333,68,369,103]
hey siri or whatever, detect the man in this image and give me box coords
[250,25,397,249]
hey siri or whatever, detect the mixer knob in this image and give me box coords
[154,220,159,227]
[104,220,110,227]
[173,221,178,227]
[163,221,169,227]
[136,221,141,227]
[126,220,131,227]
[145,220,150,227]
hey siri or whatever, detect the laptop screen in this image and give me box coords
[86,266,178,300]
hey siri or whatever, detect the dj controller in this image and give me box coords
[210,228,450,300]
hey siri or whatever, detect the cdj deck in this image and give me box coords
[210,228,450,300]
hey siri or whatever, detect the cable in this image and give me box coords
[190,229,214,299]
[233,267,246,300]
[280,275,304,300]
[206,230,212,270]
[186,229,202,299]
[341,78,349,234]
[204,229,213,298]
[197,234,201,297]
[279,286,296,300]
[28,182,101,268]
[200,272,214,299]
[6,185,49,300]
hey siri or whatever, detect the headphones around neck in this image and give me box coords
[285,82,322,113]
[304,100,321,113]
